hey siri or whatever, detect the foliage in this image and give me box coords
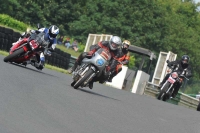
[78,44,85,53]
[128,55,135,69]
[0,14,30,31]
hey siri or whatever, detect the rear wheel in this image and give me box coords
[4,48,25,62]
[73,69,94,89]
[157,82,171,100]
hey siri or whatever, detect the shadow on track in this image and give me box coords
[79,88,120,101]
[6,62,58,78]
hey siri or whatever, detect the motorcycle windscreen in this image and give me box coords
[35,33,49,47]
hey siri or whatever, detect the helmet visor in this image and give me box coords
[49,32,57,38]
[182,59,188,64]
[123,43,129,49]
[111,42,119,49]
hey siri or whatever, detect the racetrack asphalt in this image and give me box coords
[0,55,200,133]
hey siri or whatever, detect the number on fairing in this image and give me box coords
[167,76,176,84]
[29,40,39,50]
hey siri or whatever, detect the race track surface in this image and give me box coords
[0,55,200,133]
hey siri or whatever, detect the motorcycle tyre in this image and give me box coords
[157,82,171,100]
[71,81,76,87]
[73,69,94,89]
[4,48,25,62]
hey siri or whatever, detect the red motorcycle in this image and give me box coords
[4,32,47,65]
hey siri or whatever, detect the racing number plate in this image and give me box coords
[29,40,39,50]
[167,76,176,84]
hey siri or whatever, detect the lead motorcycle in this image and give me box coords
[71,48,112,89]
[157,61,189,101]
[4,32,49,66]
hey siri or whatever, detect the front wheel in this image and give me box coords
[4,48,25,62]
[71,81,76,87]
[73,69,94,89]
[157,82,171,100]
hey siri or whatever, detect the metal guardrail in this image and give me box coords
[144,82,199,110]
[68,56,77,68]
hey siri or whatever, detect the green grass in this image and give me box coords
[0,50,9,56]
[56,44,81,57]
[45,64,68,74]
[0,50,69,74]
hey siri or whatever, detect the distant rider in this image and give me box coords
[158,55,192,98]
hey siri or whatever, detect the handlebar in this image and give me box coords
[179,74,189,81]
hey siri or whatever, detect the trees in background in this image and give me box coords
[1,0,200,93]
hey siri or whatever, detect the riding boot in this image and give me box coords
[89,81,93,89]
[107,71,117,82]
[68,52,87,74]
[68,61,79,74]
[171,84,181,98]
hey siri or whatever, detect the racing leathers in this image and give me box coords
[22,28,57,70]
[107,48,130,82]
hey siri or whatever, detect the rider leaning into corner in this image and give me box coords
[12,25,59,70]
[68,36,122,89]
[158,55,192,98]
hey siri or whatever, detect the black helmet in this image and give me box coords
[181,55,190,64]
[48,25,59,39]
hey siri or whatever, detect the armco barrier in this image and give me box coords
[69,56,77,68]
[144,82,199,110]
[0,26,71,69]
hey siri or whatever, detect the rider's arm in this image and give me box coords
[48,39,57,52]
[89,44,100,51]
[167,60,178,68]
[33,28,47,34]
[87,44,99,55]
[185,65,192,78]
[88,41,107,55]
[121,52,130,65]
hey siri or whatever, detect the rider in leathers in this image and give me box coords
[68,36,122,89]
[158,55,192,98]
[107,40,131,82]
[13,25,59,70]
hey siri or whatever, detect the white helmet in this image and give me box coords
[48,25,59,39]
[109,36,122,50]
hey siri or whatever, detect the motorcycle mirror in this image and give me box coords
[166,60,169,63]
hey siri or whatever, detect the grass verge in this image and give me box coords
[56,44,81,57]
